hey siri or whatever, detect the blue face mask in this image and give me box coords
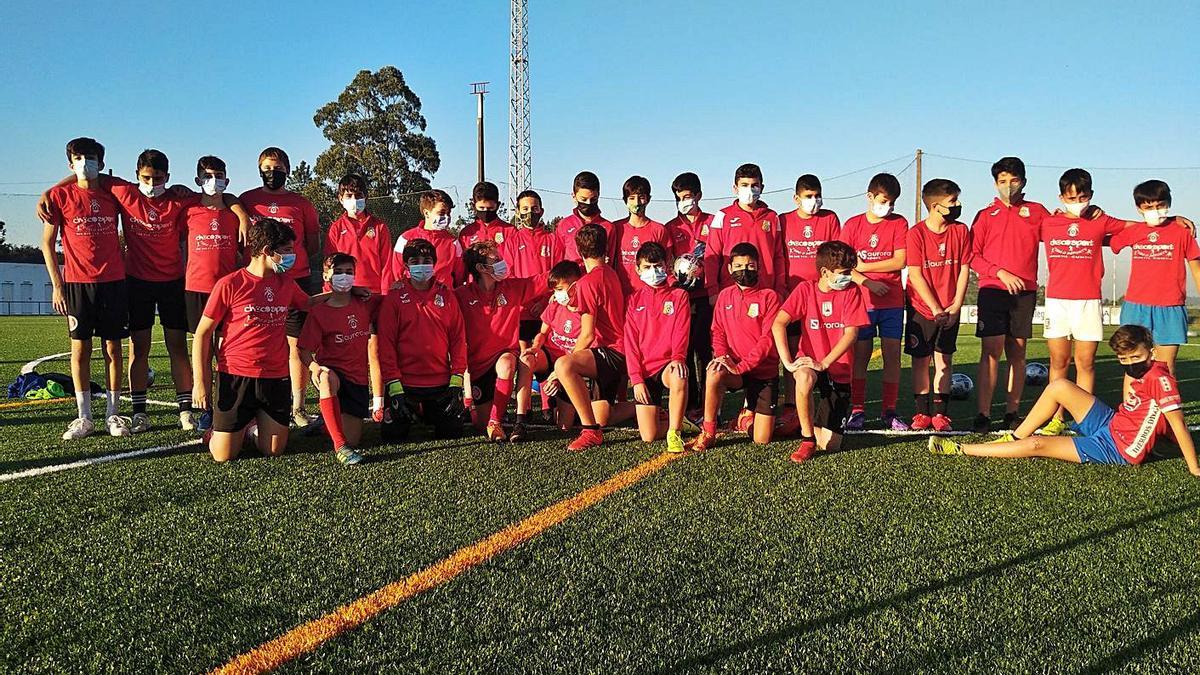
[829,273,854,291]
[639,266,668,287]
[271,252,296,273]
[408,264,434,283]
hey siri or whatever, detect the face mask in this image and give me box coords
[427,214,452,230]
[576,201,599,217]
[1123,358,1152,379]
[515,211,542,228]
[627,201,646,216]
[270,252,296,274]
[829,273,854,290]
[640,266,668,287]
[329,273,355,292]
[554,289,571,306]
[1143,208,1170,226]
[342,197,366,215]
[870,201,894,218]
[200,177,228,196]
[73,158,99,181]
[998,182,1022,201]
[736,186,762,206]
[941,204,963,221]
[731,268,759,287]
[478,209,497,222]
[261,169,287,190]
[799,197,822,215]
[490,259,510,280]
[408,264,434,283]
[139,182,166,198]
[677,198,695,215]
[1063,201,1089,217]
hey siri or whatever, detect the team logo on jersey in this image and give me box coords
[761,220,770,232]
[635,305,646,312]
[809,318,819,330]
[803,225,813,239]
[399,293,411,304]
[1160,376,1172,392]
[1019,206,1030,218]
[347,314,359,329]
[269,202,279,214]
[748,303,760,318]
[434,294,445,307]
[663,301,675,315]
[90,199,101,214]
[468,299,479,306]
[631,236,640,250]
[564,319,573,332]
[494,232,504,244]
[541,244,550,257]
[701,225,710,237]
[263,286,275,303]
[989,209,1001,217]
[1148,231,1160,243]
[1123,392,1141,412]
[1067,223,1079,237]
[210,219,220,232]
[938,242,946,257]
[822,301,832,317]
[497,293,508,306]
[147,208,159,222]
[367,227,376,238]
[869,233,879,249]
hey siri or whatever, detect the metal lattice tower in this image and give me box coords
[508,0,531,205]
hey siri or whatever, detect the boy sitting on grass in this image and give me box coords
[930,325,1200,477]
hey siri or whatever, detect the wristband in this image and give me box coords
[386,380,405,396]
[449,374,464,389]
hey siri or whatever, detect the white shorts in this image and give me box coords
[1043,298,1103,341]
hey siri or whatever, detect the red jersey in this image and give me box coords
[1109,361,1183,464]
[840,212,909,310]
[1110,221,1200,306]
[1040,214,1125,300]
[455,276,546,375]
[503,225,563,321]
[969,197,1050,291]
[383,227,466,290]
[610,217,673,294]
[375,281,467,388]
[107,178,193,282]
[664,211,713,299]
[574,263,626,352]
[704,201,785,296]
[906,221,973,319]
[780,280,868,384]
[459,217,515,249]
[239,188,321,280]
[46,183,125,283]
[297,296,380,385]
[203,269,308,378]
[711,284,781,379]
[325,213,391,293]
[780,209,842,292]
[184,203,241,293]
[540,301,582,360]
[623,284,691,385]
[555,209,617,264]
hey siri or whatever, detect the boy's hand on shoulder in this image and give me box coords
[37,192,54,223]
[1174,215,1196,235]
[862,279,888,297]
[1083,204,1104,220]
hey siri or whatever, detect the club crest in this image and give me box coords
[748,302,760,318]
[1067,223,1079,237]
[869,233,879,249]
[263,286,275,303]
[663,301,675,315]
[822,301,833,317]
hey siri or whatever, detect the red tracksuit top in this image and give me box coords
[503,224,563,321]
[969,197,1049,291]
[704,200,785,297]
[454,275,547,375]
[779,208,843,292]
[623,283,691,385]
[375,280,467,388]
[610,217,674,294]
[325,212,391,293]
[555,209,618,264]
[458,217,515,250]
[383,226,466,290]
[711,284,782,379]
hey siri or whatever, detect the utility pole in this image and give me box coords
[914,148,923,224]
[471,82,489,183]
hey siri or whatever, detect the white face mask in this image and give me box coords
[427,214,452,230]
[829,273,854,291]
[1063,201,1089,217]
[554,289,571,306]
[342,197,367,216]
[870,201,894,218]
[329,273,355,292]
[1143,208,1170,226]
[799,197,822,215]
[736,185,762,206]
[139,182,166,198]
[200,177,227,196]
[73,158,99,181]
[639,266,668,287]
[677,198,695,215]
[490,259,509,280]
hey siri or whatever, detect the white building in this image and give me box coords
[0,262,54,315]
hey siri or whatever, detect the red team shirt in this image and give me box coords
[610,218,673,294]
[455,276,547,375]
[1109,361,1182,464]
[906,221,973,318]
[375,281,468,388]
[623,284,691,385]
[704,201,785,296]
[1040,214,1125,300]
[184,204,241,293]
[1110,222,1200,306]
[710,284,781,379]
[970,198,1050,291]
[779,209,842,291]
[555,210,617,263]
[325,213,391,293]
[503,225,563,322]
[239,189,321,280]
[574,264,626,352]
[540,301,582,360]
[47,184,126,283]
[297,296,381,385]
[107,179,195,282]
[780,280,869,384]
[384,227,466,290]
[203,269,308,378]
[840,212,908,310]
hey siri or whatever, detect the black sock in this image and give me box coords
[516,413,529,424]
[176,391,192,413]
[131,390,147,415]
[933,394,948,416]
[583,424,600,431]
[914,393,931,416]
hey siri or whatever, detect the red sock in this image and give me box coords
[882,381,899,415]
[538,387,550,411]
[490,377,514,423]
[319,396,347,450]
[851,377,867,412]
[702,420,717,435]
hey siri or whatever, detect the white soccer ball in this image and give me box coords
[673,253,697,280]
[950,373,973,400]
[1025,362,1049,386]
[146,367,156,388]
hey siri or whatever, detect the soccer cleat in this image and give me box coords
[131,412,151,434]
[567,428,603,452]
[1035,416,1070,437]
[686,430,717,452]
[179,410,198,431]
[666,430,686,454]
[197,410,213,433]
[928,435,963,456]
[107,415,132,438]
[988,431,1017,444]
[730,408,755,434]
[291,408,311,429]
[1003,412,1022,430]
[304,415,327,437]
[485,420,506,442]
[335,446,364,466]
[910,413,932,431]
[931,414,953,432]
[790,438,817,464]
[845,410,866,431]
[972,413,991,434]
[508,421,529,443]
[683,409,704,431]
[884,413,910,431]
[62,417,95,440]
[775,408,800,436]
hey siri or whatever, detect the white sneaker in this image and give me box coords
[62,417,95,440]
[107,415,132,437]
[131,412,151,433]
[179,410,198,431]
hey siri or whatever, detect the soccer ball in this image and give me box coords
[673,254,698,282]
[146,367,156,387]
[950,373,973,400]
[1025,362,1049,386]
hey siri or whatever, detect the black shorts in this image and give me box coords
[786,321,802,337]
[976,288,1036,339]
[128,276,187,332]
[185,291,210,334]
[813,372,851,435]
[213,371,291,433]
[386,385,464,439]
[518,319,541,343]
[905,307,960,357]
[286,276,316,338]
[591,347,628,403]
[470,367,499,405]
[734,375,778,416]
[332,370,370,419]
[65,280,129,340]
[637,366,671,408]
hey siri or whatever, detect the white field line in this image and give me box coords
[21,339,168,374]
[0,439,202,483]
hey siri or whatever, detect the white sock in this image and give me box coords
[372,395,384,411]
[293,389,304,411]
[76,391,92,420]
[106,390,118,417]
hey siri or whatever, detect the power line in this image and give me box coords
[923,152,1200,172]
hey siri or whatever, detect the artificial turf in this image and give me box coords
[1,315,1198,672]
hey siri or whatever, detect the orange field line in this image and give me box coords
[0,397,70,410]
[212,450,683,674]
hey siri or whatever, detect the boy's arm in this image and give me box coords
[573,313,595,353]
[772,228,787,295]
[447,300,468,380]
[1163,409,1200,476]
[771,310,795,368]
[223,195,252,245]
[374,295,403,383]
[949,264,971,314]
[37,175,80,222]
[623,310,647,385]
[40,221,67,315]
[304,201,321,263]
[1187,259,1200,297]
[737,293,782,373]
[191,316,218,409]
[905,266,943,316]
[819,328,859,370]
[703,214,725,301]
[672,295,692,363]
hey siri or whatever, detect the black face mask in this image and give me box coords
[731,268,759,288]
[478,209,498,222]
[260,169,287,190]
[1123,359,1152,379]
[943,205,963,221]
[576,202,598,217]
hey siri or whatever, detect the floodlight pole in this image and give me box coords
[914,148,923,224]
[471,82,489,183]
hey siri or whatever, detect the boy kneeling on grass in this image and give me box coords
[930,325,1200,477]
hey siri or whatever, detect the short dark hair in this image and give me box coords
[1109,324,1154,354]
[636,241,667,265]
[258,146,290,171]
[246,218,296,256]
[65,137,104,162]
[1058,168,1092,196]
[622,175,651,201]
[795,174,822,194]
[516,189,542,206]
[402,238,437,264]
[136,149,169,174]
[472,181,500,203]
[196,155,226,175]
[729,241,759,263]
[323,252,356,272]
[1133,180,1172,207]
[576,223,607,260]
[921,179,961,209]
[671,172,702,195]
[549,260,583,287]
[419,189,454,212]
[991,156,1026,181]
[338,173,368,196]
[867,173,901,200]
[735,163,763,183]
[573,171,600,193]
[463,240,498,280]
[814,240,857,273]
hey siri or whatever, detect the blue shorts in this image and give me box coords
[1069,400,1127,465]
[858,307,904,341]
[1120,301,1188,346]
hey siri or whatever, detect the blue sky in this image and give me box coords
[2,0,1198,295]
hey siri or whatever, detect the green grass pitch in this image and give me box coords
[1,315,1199,672]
